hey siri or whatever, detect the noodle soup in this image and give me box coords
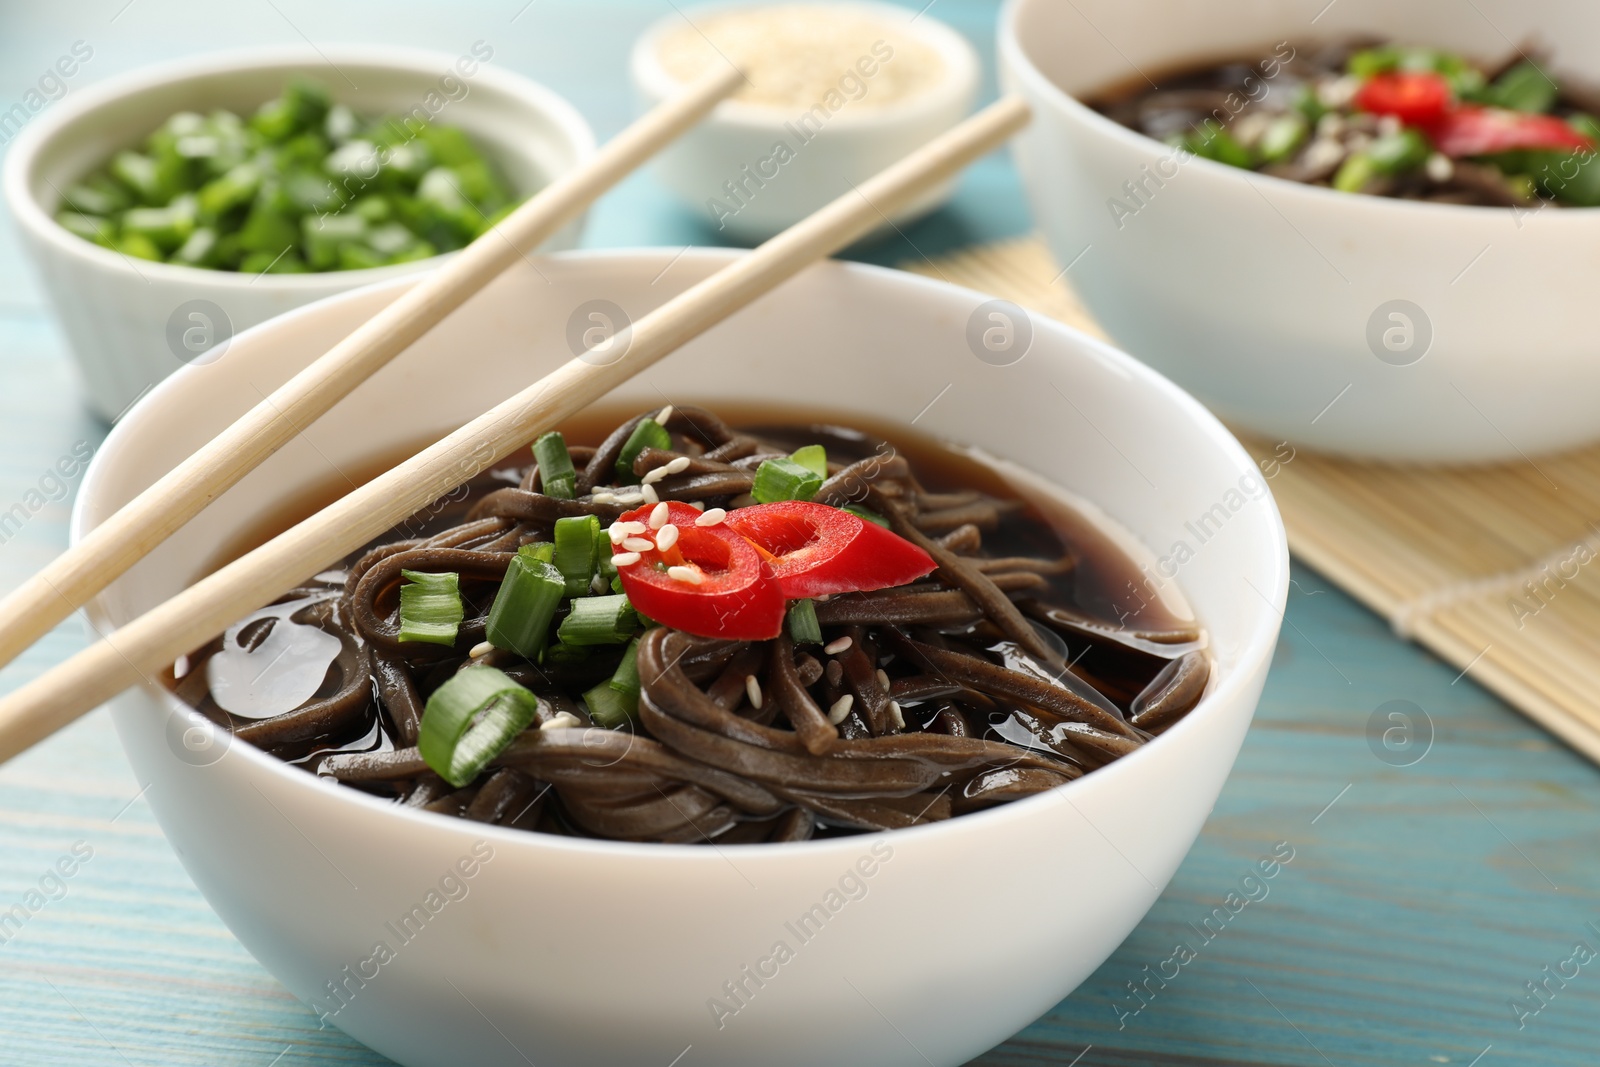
[171,405,1209,844]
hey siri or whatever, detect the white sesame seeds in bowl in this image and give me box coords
[630,1,980,241]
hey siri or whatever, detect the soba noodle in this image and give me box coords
[174,407,1209,844]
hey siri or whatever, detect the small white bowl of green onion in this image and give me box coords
[4,45,595,422]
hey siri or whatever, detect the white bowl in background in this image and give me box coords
[1000,0,1600,462]
[74,248,1287,1067]
[631,2,979,242]
[4,44,595,423]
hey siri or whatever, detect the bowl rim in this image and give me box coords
[1,42,598,292]
[74,246,1289,862]
[996,0,1600,223]
[630,0,980,131]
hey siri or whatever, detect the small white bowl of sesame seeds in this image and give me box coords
[631,1,980,242]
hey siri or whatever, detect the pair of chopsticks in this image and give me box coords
[0,63,1030,763]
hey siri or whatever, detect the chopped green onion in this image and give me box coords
[584,678,636,729]
[610,637,642,701]
[790,444,828,478]
[484,552,564,659]
[521,541,555,564]
[843,505,890,528]
[533,431,577,499]
[557,594,637,646]
[1291,82,1328,125]
[1258,113,1309,164]
[418,666,540,787]
[752,456,824,504]
[614,418,671,482]
[787,599,822,645]
[397,570,463,646]
[1486,60,1558,114]
[1184,118,1253,169]
[1367,129,1430,175]
[1332,152,1378,193]
[553,514,601,596]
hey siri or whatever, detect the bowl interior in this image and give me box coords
[1010,0,1599,97]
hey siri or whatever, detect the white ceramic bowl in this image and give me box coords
[4,44,595,423]
[631,2,979,241]
[73,249,1287,1067]
[1000,0,1600,462]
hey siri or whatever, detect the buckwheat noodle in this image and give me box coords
[174,406,1209,844]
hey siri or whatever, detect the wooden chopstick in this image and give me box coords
[0,94,1031,764]
[0,64,745,675]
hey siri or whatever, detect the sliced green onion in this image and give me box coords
[843,505,889,528]
[610,637,641,701]
[1332,152,1378,193]
[584,678,636,729]
[787,599,822,645]
[752,456,823,504]
[484,553,564,658]
[418,666,540,787]
[521,541,555,564]
[1486,59,1558,115]
[557,593,637,646]
[1367,129,1430,175]
[614,418,670,482]
[533,431,577,499]
[1258,113,1309,164]
[790,444,828,478]
[398,570,463,646]
[1184,118,1253,169]
[553,514,600,596]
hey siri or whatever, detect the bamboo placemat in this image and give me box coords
[903,235,1600,766]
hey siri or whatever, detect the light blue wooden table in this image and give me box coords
[1,3,1596,1064]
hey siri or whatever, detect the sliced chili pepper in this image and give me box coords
[1353,71,1453,126]
[722,501,936,599]
[611,502,784,640]
[1427,106,1595,158]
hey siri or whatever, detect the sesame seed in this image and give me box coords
[888,700,905,730]
[641,465,670,486]
[173,654,190,680]
[640,483,660,505]
[649,501,671,528]
[875,668,891,691]
[827,694,855,724]
[663,455,691,475]
[621,537,654,552]
[745,674,764,710]
[619,521,648,535]
[590,490,618,505]
[668,565,702,584]
[469,641,494,659]
[607,525,628,544]
[611,551,641,566]
[657,404,674,424]
[824,636,853,655]
[540,711,582,731]
[696,507,727,526]
[688,500,706,511]
[656,523,680,550]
